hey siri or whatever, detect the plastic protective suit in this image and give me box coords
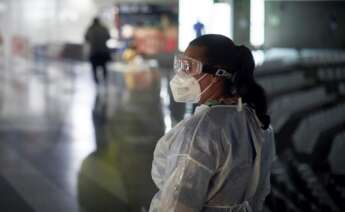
[149,104,276,212]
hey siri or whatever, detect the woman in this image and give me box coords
[149,34,276,212]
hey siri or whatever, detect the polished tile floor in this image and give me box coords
[0,59,182,212]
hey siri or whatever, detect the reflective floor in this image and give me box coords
[0,58,178,212]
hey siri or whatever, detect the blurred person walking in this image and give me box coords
[85,18,111,85]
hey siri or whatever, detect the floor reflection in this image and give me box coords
[78,69,165,212]
[0,60,169,212]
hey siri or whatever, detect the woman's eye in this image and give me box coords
[182,63,189,71]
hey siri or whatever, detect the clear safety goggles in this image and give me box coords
[174,54,203,76]
[173,54,233,78]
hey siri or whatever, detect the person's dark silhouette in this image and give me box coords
[85,18,111,84]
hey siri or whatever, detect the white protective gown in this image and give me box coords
[149,104,276,212]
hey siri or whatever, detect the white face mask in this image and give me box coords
[169,74,215,103]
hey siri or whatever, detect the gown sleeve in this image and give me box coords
[157,154,214,212]
[152,113,220,212]
[249,127,277,211]
[151,108,277,212]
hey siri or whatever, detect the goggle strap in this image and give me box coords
[215,69,233,79]
[203,65,233,79]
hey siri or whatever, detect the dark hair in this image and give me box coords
[93,17,100,25]
[189,34,270,129]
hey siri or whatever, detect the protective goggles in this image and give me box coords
[173,54,233,78]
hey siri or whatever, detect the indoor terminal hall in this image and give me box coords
[0,0,345,212]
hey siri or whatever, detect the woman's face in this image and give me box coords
[183,46,223,104]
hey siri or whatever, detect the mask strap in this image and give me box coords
[197,73,208,82]
[199,76,218,98]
